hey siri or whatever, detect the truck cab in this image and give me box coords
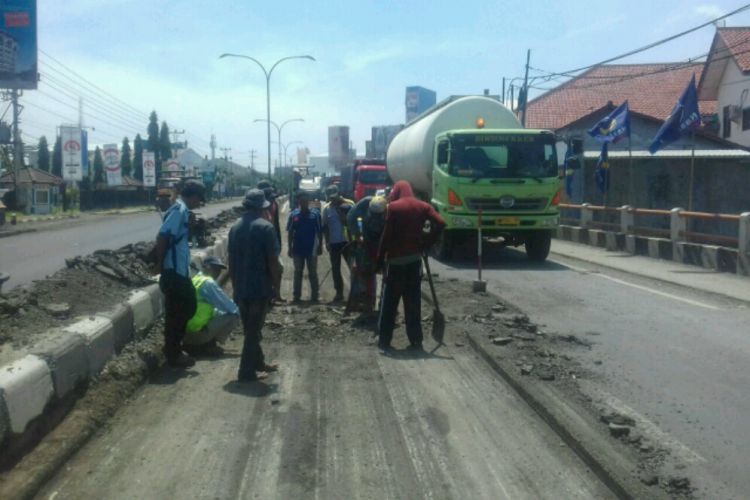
[353,163,389,201]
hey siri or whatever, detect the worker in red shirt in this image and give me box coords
[376,180,445,352]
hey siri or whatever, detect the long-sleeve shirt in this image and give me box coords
[198,274,239,315]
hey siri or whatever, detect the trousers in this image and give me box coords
[159,270,197,359]
[328,242,348,296]
[378,260,423,347]
[293,255,319,300]
[237,299,269,380]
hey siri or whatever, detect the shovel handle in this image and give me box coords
[422,255,441,312]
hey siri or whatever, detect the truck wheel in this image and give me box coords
[525,231,551,262]
[433,232,453,261]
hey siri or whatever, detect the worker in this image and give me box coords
[258,180,285,303]
[377,180,445,352]
[346,195,387,314]
[321,185,354,302]
[154,180,206,368]
[287,190,322,303]
[184,256,240,357]
[228,189,281,382]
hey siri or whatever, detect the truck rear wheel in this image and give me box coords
[433,232,454,261]
[525,231,552,262]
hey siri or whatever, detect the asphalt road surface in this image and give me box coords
[430,242,750,499]
[36,339,614,500]
[0,200,240,291]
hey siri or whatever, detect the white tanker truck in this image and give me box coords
[386,95,561,261]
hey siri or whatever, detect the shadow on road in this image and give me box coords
[436,246,570,272]
[149,369,200,385]
[381,347,454,361]
[223,380,279,398]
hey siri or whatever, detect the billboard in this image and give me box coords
[371,125,403,159]
[142,151,156,187]
[405,86,436,122]
[103,143,121,186]
[0,0,37,89]
[328,126,349,168]
[61,126,82,181]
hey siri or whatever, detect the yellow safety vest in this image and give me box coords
[186,273,214,333]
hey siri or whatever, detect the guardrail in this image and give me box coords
[558,203,750,276]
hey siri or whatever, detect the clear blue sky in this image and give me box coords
[22,0,750,167]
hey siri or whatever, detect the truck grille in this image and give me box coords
[465,197,547,212]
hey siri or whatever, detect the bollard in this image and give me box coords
[11,212,16,225]
[580,203,592,228]
[473,208,487,293]
[620,205,633,234]
[670,208,686,242]
[739,212,750,276]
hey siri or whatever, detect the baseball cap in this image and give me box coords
[181,180,206,201]
[243,188,271,209]
[369,195,387,214]
[203,255,227,269]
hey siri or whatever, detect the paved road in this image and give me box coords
[430,242,750,499]
[36,339,613,500]
[0,200,240,291]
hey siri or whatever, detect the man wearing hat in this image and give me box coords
[228,189,281,382]
[184,256,240,356]
[155,180,206,368]
[258,180,285,303]
[321,184,354,302]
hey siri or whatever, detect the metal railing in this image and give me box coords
[559,203,749,250]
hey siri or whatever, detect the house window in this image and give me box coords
[723,106,732,138]
[35,188,49,204]
[743,108,750,131]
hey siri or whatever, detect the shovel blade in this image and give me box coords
[431,310,446,344]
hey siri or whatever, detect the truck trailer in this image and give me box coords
[386,95,560,261]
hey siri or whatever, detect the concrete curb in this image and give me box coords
[0,228,233,454]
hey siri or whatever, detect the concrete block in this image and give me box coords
[717,247,738,273]
[647,238,672,260]
[587,229,606,248]
[569,227,588,245]
[31,334,88,399]
[700,245,720,271]
[101,304,134,353]
[625,235,636,254]
[0,355,54,434]
[143,283,164,319]
[674,242,703,266]
[605,232,619,251]
[65,316,115,377]
[127,289,156,337]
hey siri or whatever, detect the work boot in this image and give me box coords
[167,351,195,368]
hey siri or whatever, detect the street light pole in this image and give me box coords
[219,53,315,179]
[254,118,304,174]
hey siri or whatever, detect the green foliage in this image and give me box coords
[120,137,132,177]
[93,146,104,184]
[133,134,144,181]
[159,121,171,163]
[52,135,62,177]
[147,111,160,178]
[37,136,50,172]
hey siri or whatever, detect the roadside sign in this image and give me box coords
[143,152,156,187]
[61,126,82,181]
[103,143,121,186]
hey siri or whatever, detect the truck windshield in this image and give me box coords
[358,170,389,184]
[449,135,557,179]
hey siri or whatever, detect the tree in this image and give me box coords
[159,121,172,163]
[93,146,104,184]
[120,137,132,177]
[147,111,160,178]
[133,134,144,181]
[37,136,50,172]
[52,135,62,177]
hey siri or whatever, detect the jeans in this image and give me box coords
[378,260,423,347]
[328,242,348,296]
[159,270,197,359]
[237,299,269,380]
[293,255,319,300]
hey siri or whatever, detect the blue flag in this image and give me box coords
[588,101,630,144]
[595,142,609,194]
[649,75,700,154]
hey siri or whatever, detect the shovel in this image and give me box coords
[422,255,445,345]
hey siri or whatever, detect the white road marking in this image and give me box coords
[557,261,720,311]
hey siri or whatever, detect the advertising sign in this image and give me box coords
[103,143,121,186]
[328,126,349,168]
[0,0,37,89]
[164,158,180,173]
[142,151,156,187]
[61,126,82,181]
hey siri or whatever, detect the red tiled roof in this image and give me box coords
[0,167,64,185]
[526,63,716,130]
[717,27,750,72]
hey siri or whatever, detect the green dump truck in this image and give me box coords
[386,95,561,261]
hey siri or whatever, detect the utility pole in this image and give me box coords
[249,149,257,172]
[501,77,506,105]
[78,97,84,128]
[210,134,217,160]
[521,49,531,126]
[220,147,232,163]
[11,89,22,194]
[170,129,185,158]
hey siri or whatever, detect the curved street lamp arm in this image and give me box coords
[253,118,280,132]
[268,55,316,78]
[219,53,270,79]
[279,118,305,133]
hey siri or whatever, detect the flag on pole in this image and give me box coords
[588,101,630,144]
[649,75,701,154]
[595,142,609,194]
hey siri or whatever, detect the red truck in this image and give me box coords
[340,159,390,201]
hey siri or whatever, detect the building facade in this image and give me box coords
[405,86,436,122]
